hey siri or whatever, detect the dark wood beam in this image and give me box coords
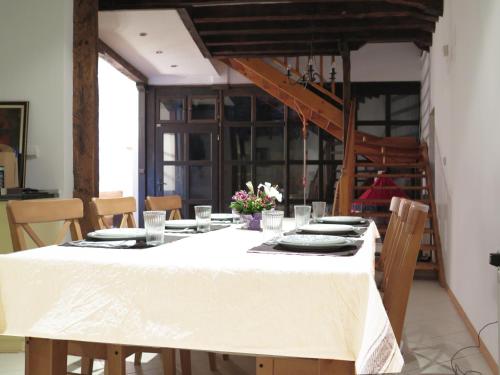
[98,40,148,83]
[177,8,212,58]
[341,42,351,153]
[191,2,439,23]
[73,0,99,235]
[100,0,442,16]
[197,18,436,35]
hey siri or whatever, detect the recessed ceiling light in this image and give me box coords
[155,50,163,54]
[139,32,147,37]
[170,64,178,68]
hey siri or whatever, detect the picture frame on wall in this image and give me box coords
[0,101,29,188]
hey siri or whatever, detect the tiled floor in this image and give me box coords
[0,280,494,374]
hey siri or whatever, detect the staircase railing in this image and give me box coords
[335,99,357,215]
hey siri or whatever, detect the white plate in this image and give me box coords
[298,223,355,234]
[277,235,354,252]
[164,219,198,229]
[211,213,237,221]
[88,228,146,241]
[319,216,367,224]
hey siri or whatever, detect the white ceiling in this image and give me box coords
[98,10,220,80]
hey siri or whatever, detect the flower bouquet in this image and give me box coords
[230,181,283,230]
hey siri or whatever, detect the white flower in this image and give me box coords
[246,181,254,194]
[258,182,282,202]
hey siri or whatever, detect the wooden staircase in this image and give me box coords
[225,57,446,287]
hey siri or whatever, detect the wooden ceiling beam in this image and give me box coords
[98,40,148,83]
[190,3,439,23]
[197,19,436,35]
[99,0,443,17]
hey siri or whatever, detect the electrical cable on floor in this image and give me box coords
[450,320,498,375]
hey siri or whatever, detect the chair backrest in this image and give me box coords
[378,197,401,272]
[383,200,429,344]
[98,191,124,228]
[145,195,182,220]
[90,196,137,230]
[6,198,84,251]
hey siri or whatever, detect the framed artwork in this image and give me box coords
[0,102,29,187]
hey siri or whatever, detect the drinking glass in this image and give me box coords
[312,201,327,222]
[143,211,166,246]
[262,210,284,243]
[231,208,241,224]
[195,205,212,232]
[294,205,311,228]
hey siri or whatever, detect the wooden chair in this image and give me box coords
[6,198,97,374]
[145,195,182,220]
[6,198,84,251]
[383,200,429,344]
[99,191,124,228]
[90,196,137,230]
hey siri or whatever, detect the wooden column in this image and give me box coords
[73,0,99,234]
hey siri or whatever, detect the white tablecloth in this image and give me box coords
[0,220,403,374]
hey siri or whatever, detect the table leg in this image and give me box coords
[180,349,192,375]
[161,348,176,375]
[106,344,126,375]
[256,357,356,375]
[25,338,68,375]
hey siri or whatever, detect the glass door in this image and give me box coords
[155,93,219,218]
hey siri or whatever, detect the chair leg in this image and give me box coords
[208,352,217,371]
[134,352,142,366]
[161,348,176,375]
[222,354,229,361]
[180,349,192,375]
[81,357,94,374]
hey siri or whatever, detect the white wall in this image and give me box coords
[149,42,422,85]
[0,0,73,197]
[429,0,500,363]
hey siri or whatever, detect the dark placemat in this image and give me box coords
[293,227,367,238]
[247,240,363,257]
[63,235,187,250]
[164,224,231,235]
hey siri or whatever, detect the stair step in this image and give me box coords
[353,198,430,205]
[354,173,424,179]
[415,262,438,271]
[356,162,425,168]
[354,185,429,191]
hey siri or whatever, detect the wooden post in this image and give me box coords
[25,338,68,375]
[73,0,99,234]
[341,44,351,152]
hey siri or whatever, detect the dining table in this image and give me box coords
[0,218,404,375]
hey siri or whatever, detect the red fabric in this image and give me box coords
[353,176,408,203]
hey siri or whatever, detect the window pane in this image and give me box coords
[256,95,284,121]
[163,133,183,161]
[189,133,211,161]
[191,97,217,121]
[189,166,211,199]
[224,96,251,122]
[357,95,386,121]
[390,125,419,138]
[159,98,184,122]
[224,127,251,161]
[391,95,419,121]
[163,165,185,197]
[289,164,320,200]
[288,111,320,160]
[322,132,343,161]
[256,127,284,161]
[357,125,386,137]
[256,165,284,191]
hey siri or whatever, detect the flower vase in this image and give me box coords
[240,212,262,231]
